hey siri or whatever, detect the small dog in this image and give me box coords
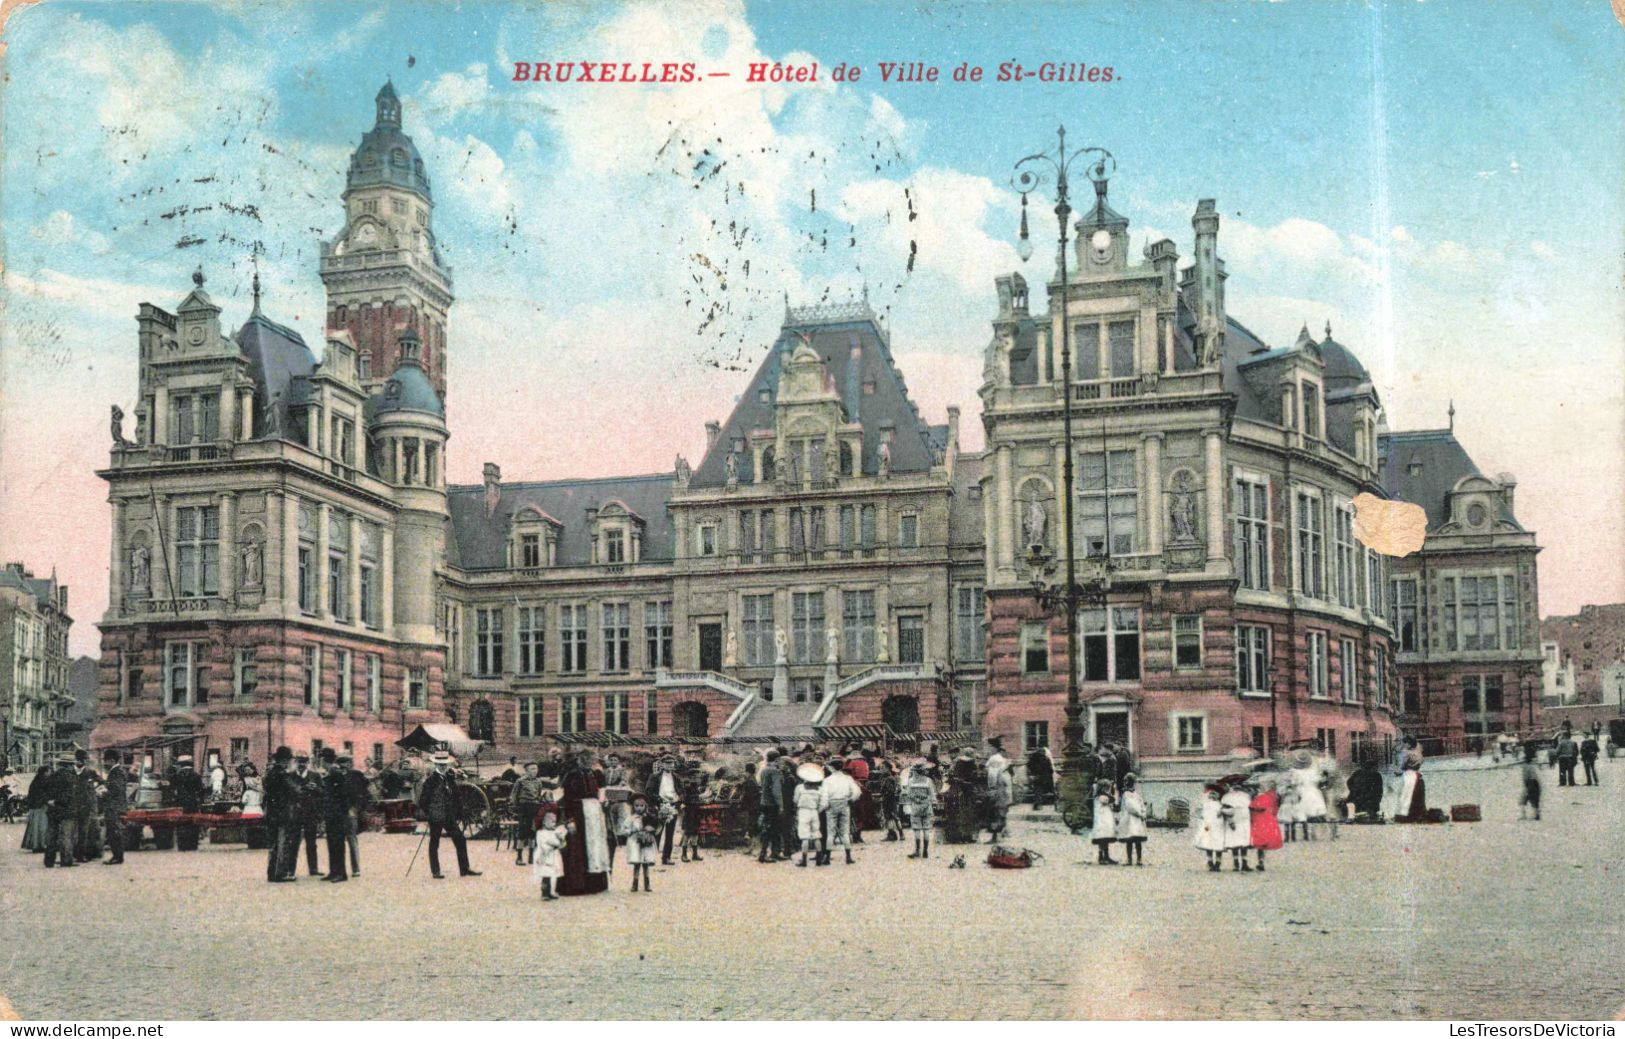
[948,854,967,869]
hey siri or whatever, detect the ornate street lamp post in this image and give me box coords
[1010,130,1116,830]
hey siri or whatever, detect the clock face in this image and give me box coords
[357,224,377,246]
[1089,228,1113,264]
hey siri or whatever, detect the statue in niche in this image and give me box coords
[1022,497,1048,549]
[110,405,128,447]
[826,627,840,664]
[129,544,151,596]
[877,439,892,478]
[774,627,789,665]
[724,451,738,487]
[134,410,147,445]
[240,540,263,587]
[1169,470,1200,543]
[724,627,739,668]
[876,622,889,663]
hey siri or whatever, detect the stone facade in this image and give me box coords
[0,564,73,769]
[1541,603,1625,706]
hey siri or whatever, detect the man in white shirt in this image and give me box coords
[820,758,862,865]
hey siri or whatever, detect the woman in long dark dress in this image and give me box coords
[21,766,52,851]
[556,751,610,896]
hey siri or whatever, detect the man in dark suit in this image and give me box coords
[320,749,351,882]
[71,750,101,861]
[757,750,783,862]
[170,755,206,851]
[343,755,369,877]
[290,752,323,876]
[100,750,129,865]
[646,755,681,865]
[263,746,296,882]
[43,755,79,868]
[416,752,480,879]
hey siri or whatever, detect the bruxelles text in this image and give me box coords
[511,61,1115,85]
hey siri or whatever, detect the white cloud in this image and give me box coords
[28,211,109,254]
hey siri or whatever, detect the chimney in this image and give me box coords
[1192,199,1221,326]
[482,463,502,517]
[704,421,721,451]
[1498,472,1517,515]
[1146,238,1179,294]
[945,406,961,478]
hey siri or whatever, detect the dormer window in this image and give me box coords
[1302,382,1321,439]
[391,148,407,168]
[520,533,541,568]
[605,529,625,563]
[1408,460,1423,477]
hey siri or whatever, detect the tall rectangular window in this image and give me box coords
[1339,638,1359,703]
[358,563,378,627]
[1235,624,1269,694]
[1391,577,1419,652]
[789,507,806,554]
[1302,382,1321,439]
[602,603,631,671]
[1374,646,1389,709]
[1233,478,1270,591]
[605,693,630,735]
[839,506,855,557]
[898,513,919,549]
[166,641,205,708]
[560,605,588,673]
[1402,675,1421,715]
[841,590,875,663]
[1075,321,1101,380]
[809,508,826,559]
[1366,550,1385,618]
[336,648,353,712]
[1294,490,1324,598]
[743,594,775,666]
[858,505,876,557]
[1307,631,1329,699]
[739,510,757,560]
[604,529,626,564]
[1079,450,1137,557]
[1023,720,1050,755]
[366,654,381,714]
[1501,575,1519,650]
[955,585,985,663]
[759,510,776,559]
[560,694,587,734]
[1334,502,1357,607]
[1080,607,1140,682]
[302,645,320,708]
[1173,614,1203,669]
[407,667,426,709]
[520,533,541,568]
[897,615,926,665]
[1459,576,1501,651]
[475,607,505,676]
[518,696,542,739]
[1021,623,1049,674]
[1442,577,1458,650]
[791,592,825,664]
[518,606,545,674]
[645,693,659,735]
[297,545,315,613]
[175,505,220,597]
[644,601,673,669]
[233,647,257,702]
[1107,320,1136,378]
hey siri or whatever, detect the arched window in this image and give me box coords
[882,695,920,735]
[467,698,495,743]
[361,149,377,168]
[760,446,775,483]
[673,701,710,737]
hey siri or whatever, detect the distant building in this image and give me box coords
[0,563,73,769]
[1541,603,1625,705]
[1381,429,1542,741]
[1541,641,1576,706]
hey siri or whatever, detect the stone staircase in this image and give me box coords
[728,698,820,741]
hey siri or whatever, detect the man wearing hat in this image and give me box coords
[417,751,480,878]
[263,746,297,882]
[288,751,324,875]
[645,754,681,865]
[71,749,102,862]
[756,750,785,863]
[100,750,129,865]
[43,755,80,868]
[320,749,352,882]
[342,754,370,877]
[171,753,206,852]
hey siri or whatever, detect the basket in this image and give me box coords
[1449,804,1481,822]
[986,846,1043,869]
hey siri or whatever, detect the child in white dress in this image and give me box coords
[1220,781,1254,871]
[532,811,570,902]
[795,776,825,868]
[622,796,659,893]
[1277,778,1305,842]
[1193,784,1225,871]
[1090,780,1118,864]
[1115,773,1148,866]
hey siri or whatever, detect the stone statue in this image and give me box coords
[675,454,691,483]
[724,627,738,668]
[774,626,789,665]
[129,545,150,595]
[134,409,147,445]
[875,621,889,663]
[1022,497,1048,548]
[1169,471,1199,543]
[775,455,790,484]
[264,391,283,436]
[724,451,738,486]
[240,540,263,587]
[110,405,128,447]
[825,626,840,664]
[877,439,892,478]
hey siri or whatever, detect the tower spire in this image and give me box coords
[1448,399,1456,432]
[250,253,262,314]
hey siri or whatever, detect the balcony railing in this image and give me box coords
[1074,377,1143,401]
[654,668,752,699]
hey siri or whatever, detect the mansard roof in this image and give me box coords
[688,304,940,489]
[446,472,677,571]
[1378,428,1520,532]
[1216,309,1380,453]
[234,312,316,439]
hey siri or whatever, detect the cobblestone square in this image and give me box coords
[2,764,1621,1020]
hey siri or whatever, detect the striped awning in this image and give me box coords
[897,730,979,745]
[812,724,895,742]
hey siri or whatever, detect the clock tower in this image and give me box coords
[320,81,454,398]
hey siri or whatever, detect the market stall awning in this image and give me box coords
[812,724,895,742]
[396,723,484,758]
[896,730,980,745]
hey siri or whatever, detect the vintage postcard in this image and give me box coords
[0,0,1621,1025]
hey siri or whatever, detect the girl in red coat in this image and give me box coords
[1249,776,1284,872]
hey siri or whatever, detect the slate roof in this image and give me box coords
[0,567,60,610]
[446,472,678,571]
[687,311,940,489]
[345,81,432,201]
[234,313,316,439]
[1378,429,1520,531]
[372,360,444,418]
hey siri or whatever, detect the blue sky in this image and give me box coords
[2,0,1621,654]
